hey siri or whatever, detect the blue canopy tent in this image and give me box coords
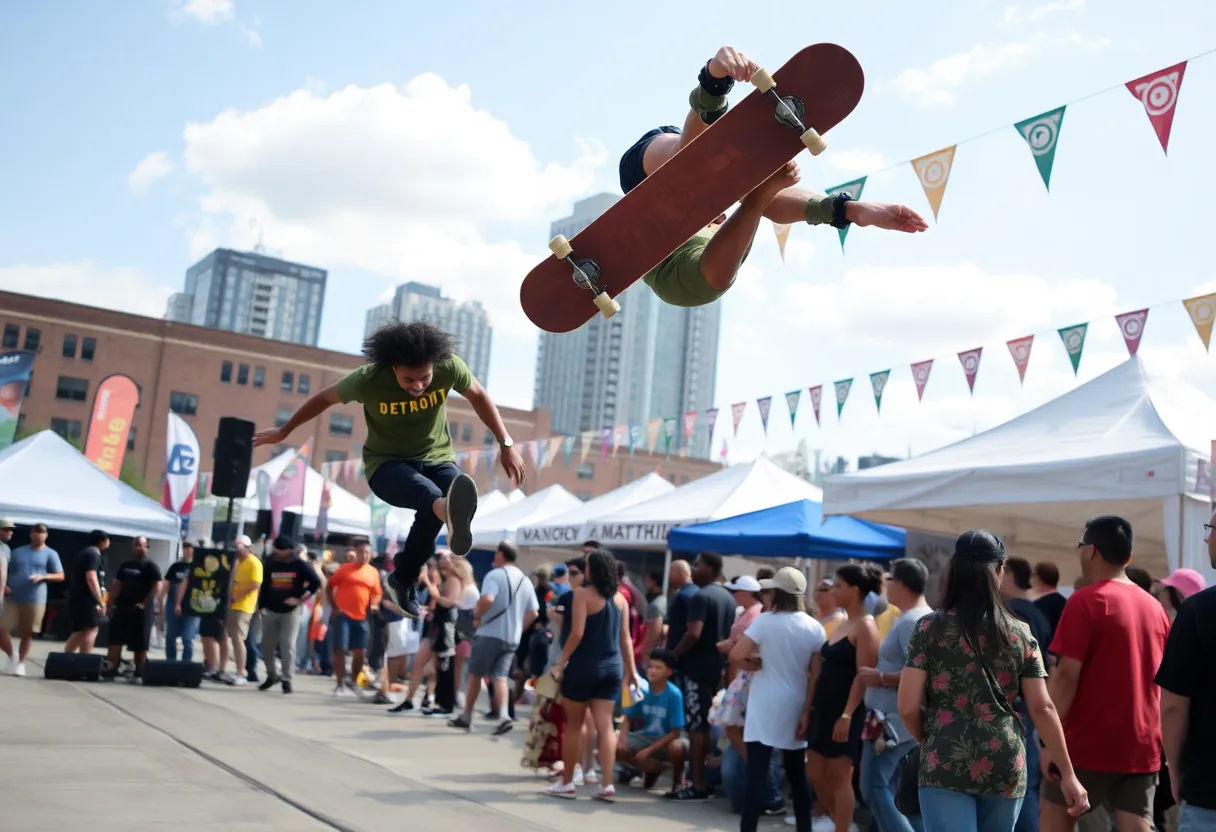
[666,499,906,560]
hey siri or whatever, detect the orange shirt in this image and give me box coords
[328,562,382,621]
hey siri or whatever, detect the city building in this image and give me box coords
[363,282,493,385]
[166,248,327,347]
[533,193,722,458]
[2,290,720,507]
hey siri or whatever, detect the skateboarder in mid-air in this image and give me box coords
[620,45,929,307]
[254,321,525,619]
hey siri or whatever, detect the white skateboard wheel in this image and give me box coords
[751,67,775,93]
[801,127,827,156]
[548,235,573,259]
[593,292,620,318]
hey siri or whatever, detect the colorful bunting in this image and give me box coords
[1115,309,1149,357]
[870,370,890,413]
[911,146,956,221]
[600,427,610,459]
[1058,323,1088,375]
[1126,61,1187,155]
[911,359,933,401]
[563,435,576,467]
[731,401,747,436]
[663,416,678,455]
[524,440,540,471]
[629,425,644,457]
[826,177,867,249]
[612,424,627,456]
[785,389,801,428]
[834,379,853,418]
[646,419,663,453]
[579,431,594,463]
[1015,106,1066,191]
[682,411,698,447]
[1006,336,1034,384]
[809,385,823,426]
[1183,293,1216,351]
[756,396,772,434]
[958,347,983,394]
[705,407,719,440]
[773,222,791,262]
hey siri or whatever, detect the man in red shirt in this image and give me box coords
[1041,516,1171,832]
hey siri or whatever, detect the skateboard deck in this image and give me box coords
[520,43,864,333]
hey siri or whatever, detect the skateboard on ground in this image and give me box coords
[520,43,865,334]
[520,674,565,772]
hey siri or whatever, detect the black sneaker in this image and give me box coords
[444,474,478,556]
[493,718,514,736]
[258,678,276,692]
[371,691,392,705]
[448,715,472,732]
[398,581,420,620]
[762,802,787,816]
[388,698,414,714]
[282,681,293,694]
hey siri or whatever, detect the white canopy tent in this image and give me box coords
[516,472,676,547]
[823,356,1216,585]
[591,457,824,548]
[455,484,583,549]
[478,490,512,517]
[506,489,526,504]
[0,430,182,567]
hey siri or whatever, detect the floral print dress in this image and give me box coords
[904,609,1046,798]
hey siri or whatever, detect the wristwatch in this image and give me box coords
[499,436,514,449]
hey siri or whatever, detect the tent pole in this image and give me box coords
[661,549,672,596]
[221,496,234,549]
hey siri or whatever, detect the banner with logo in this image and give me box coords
[83,374,141,478]
[0,350,35,450]
[269,440,312,538]
[163,411,201,516]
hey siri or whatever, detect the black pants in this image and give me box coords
[435,654,457,712]
[742,743,811,832]
[368,459,462,587]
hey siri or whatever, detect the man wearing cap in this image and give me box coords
[219,535,262,685]
[257,535,321,694]
[0,522,64,676]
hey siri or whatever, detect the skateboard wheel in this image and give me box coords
[801,127,827,156]
[593,292,620,318]
[548,235,573,259]
[751,67,775,93]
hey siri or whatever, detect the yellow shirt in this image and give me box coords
[230,555,263,614]
[875,604,901,640]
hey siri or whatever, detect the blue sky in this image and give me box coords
[3,0,1215,467]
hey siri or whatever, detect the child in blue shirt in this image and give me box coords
[617,649,688,794]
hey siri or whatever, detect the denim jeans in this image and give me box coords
[1181,805,1216,832]
[919,788,1022,832]
[861,739,925,832]
[1015,714,1039,832]
[721,740,783,814]
[368,459,461,587]
[164,604,199,662]
[245,611,263,680]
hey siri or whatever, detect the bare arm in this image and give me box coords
[461,381,510,443]
[1160,690,1189,792]
[1047,656,1083,722]
[728,634,760,673]
[175,574,189,611]
[641,613,664,660]
[617,594,637,682]
[898,667,927,743]
[86,570,104,606]
[556,589,588,669]
[673,620,702,660]
[844,622,880,716]
[256,385,340,444]
[1022,676,1078,780]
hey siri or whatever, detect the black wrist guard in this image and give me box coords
[830,192,854,229]
[699,61,734,97]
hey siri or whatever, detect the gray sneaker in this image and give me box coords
[444,474,478,556]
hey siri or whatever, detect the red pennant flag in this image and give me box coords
[731,402,747,436]
[1115,308,1149,357]
[958,347,982,394]
[1126,61,1187,155]
[1006,336,1034,384]
[808,385,823,426]
[911,360,934,401]
[682,411,698,445]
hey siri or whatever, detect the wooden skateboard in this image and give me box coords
[520,44,865,333]
[520,674,565,772]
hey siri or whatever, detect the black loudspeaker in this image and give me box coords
[279,511,301,541]
[256,509,273,538]
[44,652,105,681]
[142,660,203,688]
[212,417,255,499]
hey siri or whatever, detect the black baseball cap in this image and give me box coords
[273,534,295,551]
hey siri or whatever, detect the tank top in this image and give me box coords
[567,592,623,680]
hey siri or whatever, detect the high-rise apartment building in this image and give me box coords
[533,194,721,458]
[167,248,327,347]
[363,282,493,385]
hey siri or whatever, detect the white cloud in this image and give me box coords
[177,0,234,24]
[1002,0,1085,25]
[128,151,175,196]
[823,149,886,176]
[179,74,605,341]
[237,22,262,47]
[891,35,1049,106]
[0,262,173,318]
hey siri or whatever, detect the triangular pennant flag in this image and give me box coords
[910,146,956,221]
[704,407,719,441]
[785,389,801,428]
[958,347,983,394]
[869,370,890,413]
[1014,106,1066,191]
[826,177,867,250]
[579,431,595,463]
[663,416,678,455]
[600,427,611,459]
[773,222,792,263]
[467,447,479,474]
[1058,323,1088,375]
[547,437,564,468]
[911,359,933,401]
[1182,293,1216,351]
[524,440,540,471]
[808,385,823,426]
[613,424,628,456]
[731,401,747,436]
[756,396,772,434]
[1115,308,1149,357]
[1126,61,1187,155]
[682,411,698,446]
[833,379,852,418]
[646,418,663,453]
[629,424,644,457]
[563,435,576,466]
[1006,335,1034,384]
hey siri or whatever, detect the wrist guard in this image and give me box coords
[699,61,734,96]
[831,192,854,229]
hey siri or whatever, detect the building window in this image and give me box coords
[50,418,83,443]
[1,324,17,349]
[450,421,460,441]
[577,463,595,480]
[237,363,249,385]
[325,450,348,463]
[298,373,310,395]
[461,424,472,444]
[23,327,40,352]
[484,428,495,445]
[253,366,265,388]
[127,426,137,452]
[576,491,592,501]
[80,337,95,362]
[275,407,293,428]
[62,334,78,359]
[220,361,233,383]
[55,376,88,402]
[169,391,198,416]
[329,413,354,436]
[281,370,293,392]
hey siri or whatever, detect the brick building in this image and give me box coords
[1,291,722,503]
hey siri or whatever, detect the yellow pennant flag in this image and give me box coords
[911,145,957,221]
[773,222,791,263]
[579,430,595,463]
[1183,293,1216,351]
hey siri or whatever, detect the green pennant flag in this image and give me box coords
[870,370,891,413]
[1014,106,1066,192]
[663,416,678,455]
[1058,323,1088,375]
[834,378,853,418]
[826,177,867,250]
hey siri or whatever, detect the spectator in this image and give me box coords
[719,575,764,683]
[0,522,64,676]
[813,577,846,638]
[664,559,697,652]
[64,529,109,655]
[1156,568,1206,623]
[418,553,463,717]
[391,559,441,713]
[1032,562,1067,636]
[1126,566,1155,595]
[858,559,933,832]
[103,536,162,679]
[617,649,687,793]
[257,535,321,694]
[899,530,1088,830]
[1042,516,1170,832]
[640,571,667,663]
[327,540,382,699]
[219,535,262,686]
[513,564,554,712]
[729,565,826,832]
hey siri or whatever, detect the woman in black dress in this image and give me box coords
[805,563,882,832]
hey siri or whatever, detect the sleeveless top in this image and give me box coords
[566,592,623,681]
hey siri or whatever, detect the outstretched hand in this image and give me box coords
[253,427,287,448]
[847,201,929,233]
[709,46,758,83]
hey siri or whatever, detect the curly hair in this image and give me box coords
[362,320,458,369]
[585,548,621,600]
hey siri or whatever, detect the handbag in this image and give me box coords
[895,744,921,817]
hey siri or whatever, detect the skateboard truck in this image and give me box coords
[750,67,828,156]
[547,235,620,319]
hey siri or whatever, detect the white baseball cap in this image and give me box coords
[234,535,253,547]
[725,575,762,593]
[0,517,14,530]
[759,566,808,595]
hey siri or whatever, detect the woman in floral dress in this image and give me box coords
[898,530,1089,831]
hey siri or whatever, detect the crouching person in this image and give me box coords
[617,650,688,794]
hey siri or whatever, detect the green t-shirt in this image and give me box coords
[335,357,473,480]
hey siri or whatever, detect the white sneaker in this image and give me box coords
[1,656,16,675]
[13,662,26,677]
[810,818,837,832]
[571,765,585,786]
[231,675,247,686]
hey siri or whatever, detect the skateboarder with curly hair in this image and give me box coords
[619,45,929,307]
